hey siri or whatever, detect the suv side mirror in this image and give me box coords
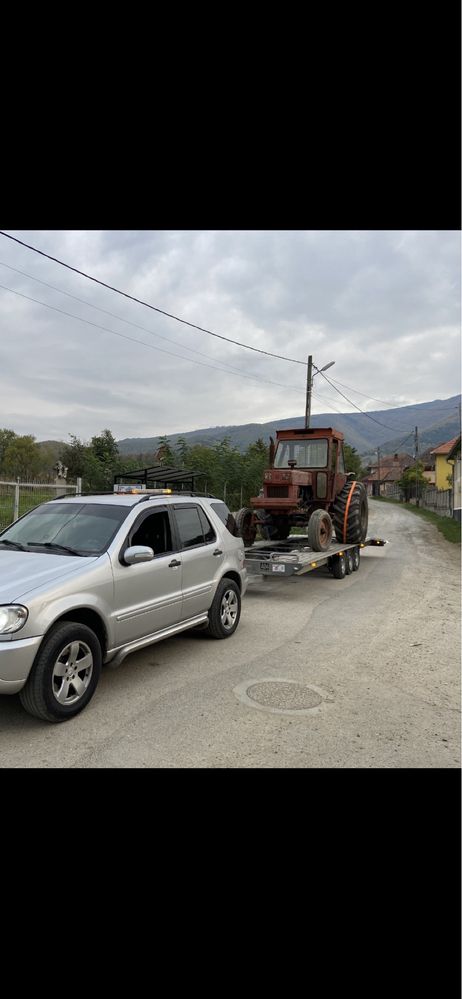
[123,545,154,565]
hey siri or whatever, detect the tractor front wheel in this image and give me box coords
[307,509,333,551]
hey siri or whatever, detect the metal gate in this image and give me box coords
[0,481,80,531]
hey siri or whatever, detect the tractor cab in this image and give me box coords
[254,428,347,511]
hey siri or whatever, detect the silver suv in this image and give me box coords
[0,492,247,722]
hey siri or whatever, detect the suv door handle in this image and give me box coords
[168,559,182,568]
[213,549,223,556]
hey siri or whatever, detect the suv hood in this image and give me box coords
[0,550,98,602]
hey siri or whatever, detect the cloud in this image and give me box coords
[0,229,459,442]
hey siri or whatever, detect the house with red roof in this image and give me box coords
[363,452,414,497]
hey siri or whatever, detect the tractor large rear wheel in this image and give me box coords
[332,481,368,544]
[235,507,257,546]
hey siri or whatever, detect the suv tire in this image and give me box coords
[19,621,102,723]
[206,577,241,639]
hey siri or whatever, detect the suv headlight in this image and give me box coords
[0,605,28,634]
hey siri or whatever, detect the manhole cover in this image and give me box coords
[247,681,322,711]
[233,678,330,716]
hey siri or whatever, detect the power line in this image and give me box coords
[0,260,300,387]
[3,232,457,428]
[317,369,411,433]
[0,282,308,395]
[0,230,308,367]
[316,373,406,408]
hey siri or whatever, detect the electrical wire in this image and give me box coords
[0,282,308,395]
[0,260,299,387]
[0,231,308,367]
[317,369,411,433]
[2,233,457,429]
[313,370,407,408]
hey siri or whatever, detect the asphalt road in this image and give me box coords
[0,499,460,768]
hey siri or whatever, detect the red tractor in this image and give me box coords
[236,427,368,551]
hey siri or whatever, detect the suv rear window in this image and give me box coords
[210,501,237,536]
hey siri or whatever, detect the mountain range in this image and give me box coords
[116,395,461,460]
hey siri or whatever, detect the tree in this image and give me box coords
[60,430,122,491]
[90,429,119,465]
[398,462,426,502]
[175,437,189,466]
[0,429,17,473]
[2,435,42,480]
[60,435,90,480]
[241,439,269,506]
[344,444,364,478]
[156,435,176,466]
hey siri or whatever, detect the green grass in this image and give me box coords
[372,496,461,543]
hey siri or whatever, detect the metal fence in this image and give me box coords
[418,487,452,517]
[0,480,80,531]
[384,483,453,517]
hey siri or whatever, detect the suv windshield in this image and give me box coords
[274,439,328,468]
[0,503,127,555]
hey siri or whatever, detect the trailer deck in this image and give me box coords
[244,535,385,578]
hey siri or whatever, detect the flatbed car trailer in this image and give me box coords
[244,536,386,580]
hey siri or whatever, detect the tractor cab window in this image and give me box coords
[274,439,328,469]
[338,445,345,473]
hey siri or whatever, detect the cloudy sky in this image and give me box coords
[0,229,460,443]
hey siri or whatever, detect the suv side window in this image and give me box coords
[130,509,173,556]
[175,505,216,549]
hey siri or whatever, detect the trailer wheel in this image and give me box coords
[345,550,354,574]
[235,507,257,546]
[332,553,346,579]
[307,509,333,551]
[332,481,368,544]
[352,547,360,571]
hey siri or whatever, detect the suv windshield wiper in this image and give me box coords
[26,541,82,556]
[0,538,26,551]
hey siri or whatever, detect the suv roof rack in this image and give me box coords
[52,490,218,500]
[136,490,217,502]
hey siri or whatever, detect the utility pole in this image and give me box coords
[415,426,420,507]
[377,447,381,497]
[305,355,313,428]
[304,357,335,429]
